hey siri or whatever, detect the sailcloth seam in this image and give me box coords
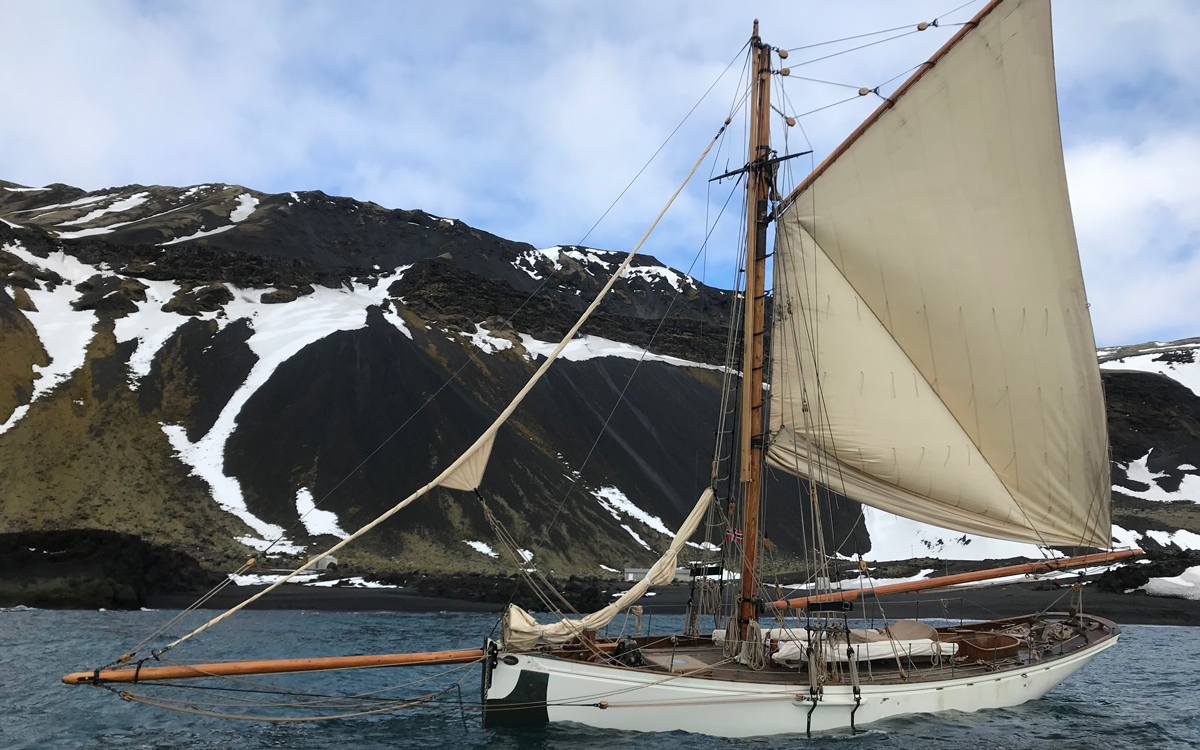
[775,221,1032,529]
[776,0,1005,215]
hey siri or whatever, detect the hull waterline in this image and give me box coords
[483,624,1118,737]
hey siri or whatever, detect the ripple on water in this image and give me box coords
[3,610,1198,750]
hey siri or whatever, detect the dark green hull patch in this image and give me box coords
[483,669,549,728]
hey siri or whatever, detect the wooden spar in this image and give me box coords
[765,549,1144,610]
[62,647,485,685]
[737,21,773,640]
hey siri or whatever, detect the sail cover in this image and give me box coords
[767,0,1111,548]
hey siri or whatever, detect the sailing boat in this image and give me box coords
[64,0,1140,737]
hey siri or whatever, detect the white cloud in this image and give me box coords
[1,0,1197,342]
[1067,134,1200,344]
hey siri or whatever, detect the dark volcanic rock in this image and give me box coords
[393,572,613,612]
[5,179,1196,583]
[137,317,259,440]
[260,288,298,304]
[393,256,732,366]
[0,529,224,609]
[71,274,144,318]
[1101,369,1200,541]
[162,281,235,315]
[1094,551,1200,593]
[1104,370,1200,488]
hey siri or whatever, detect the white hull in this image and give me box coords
[484,633,1118,737]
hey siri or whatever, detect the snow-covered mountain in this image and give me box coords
[1097,339,1200,556]
[1,179,1197,575]
[0,179,863,574]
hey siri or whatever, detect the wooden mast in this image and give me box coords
[738,20,772,640]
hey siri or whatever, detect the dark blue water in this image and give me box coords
[3,608,1198,749]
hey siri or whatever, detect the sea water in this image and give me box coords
[3,608,1198,749]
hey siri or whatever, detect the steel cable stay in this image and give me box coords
[64,6,1143,736]
[103,41,755,666]
[107,654,488,721]
[781,0,983,54]
[479,142,748,638]
[472,43,756,630]
[71,117,737,699]
[75,81,753,720]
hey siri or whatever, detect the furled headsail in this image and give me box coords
[767,0,1111,548]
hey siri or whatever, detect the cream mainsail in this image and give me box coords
[767,0,1111,549]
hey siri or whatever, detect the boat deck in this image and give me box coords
[541,613,1117,687]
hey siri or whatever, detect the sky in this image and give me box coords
[0,0,1196,347]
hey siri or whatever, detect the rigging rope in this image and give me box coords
[150,121,731,658]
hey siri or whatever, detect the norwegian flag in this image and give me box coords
[725,526,734,541]
[734,528,744,544]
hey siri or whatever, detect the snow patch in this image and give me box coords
[511,246,565,280]
[462,324,514,354]
[3,186,48,192]
[620,524,651,550]
[295,487,348,539]
[622,264,693,292]
[1111,525,1143,549]
[229,193,259,223]
[159,276,403,551]
[1,218,20,228]
[1144,529,1200,551]
[161,421,302,552]
[1139,565,1200,600]
[0,405,30,436]
[518,332,722,370]
[859,507,1061,561]
[230,572,318,586]
[306,576,398,589]
[114,279,190,382]
[599,564,619,573]
[591,486,672,536]
[15,193,115,213]
[563,248,616,269]
[2,244,99,401]
[464,540,499,558]
[159,224,236,246]
[378,265,414,338]
[57,224,130,239]
[1100,348,1200,397]
[58,192,149,226]
[1115,450,1200,503]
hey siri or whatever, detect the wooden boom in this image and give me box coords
[63,647,485,685]
[766,549,1143,610]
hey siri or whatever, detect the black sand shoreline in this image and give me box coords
[141,580,1200,627]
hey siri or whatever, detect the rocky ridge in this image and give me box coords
[0,179,858,581]
[1,179,1198,598]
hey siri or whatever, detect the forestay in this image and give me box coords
[767,0,1111,548]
